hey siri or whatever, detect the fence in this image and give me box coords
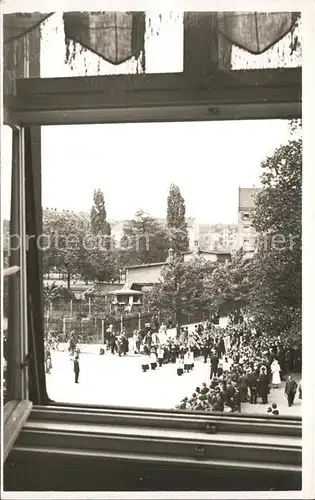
[44,298,209,343]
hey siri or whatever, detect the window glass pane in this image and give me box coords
[1,125,12,268]
[231,16,301,70]
[40,12,183,78]
[41,119,301,416]
[4,10,301,84]
[4,21,41,96]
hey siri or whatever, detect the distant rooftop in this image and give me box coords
[126,262,166,270]
[183,249,231,255]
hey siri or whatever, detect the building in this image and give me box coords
[43,208,90,227]
[186,217,200,250]
[109,220,129,246]
[125,262,165,291]
[183,248,231,263]
[236,187,262,253]
[121,247,231,304]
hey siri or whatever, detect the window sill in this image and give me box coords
[31,403,302,436]
[8,404,301,473]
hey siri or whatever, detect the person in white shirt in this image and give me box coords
[141,346,150,372]
[157,345,165,367]
[223,356,232,372]
[176,356,184,376]
[188,350,194,370]
[271,359,281,388]
[149,350,157,370]
[158,330,167,345]
[184,350,190,372]
[151,331,158,346]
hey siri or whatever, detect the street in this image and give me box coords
[46,350,301,416]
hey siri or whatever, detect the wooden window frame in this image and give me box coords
[2,127,32,462]
[2,68,302,474]
[7,67,301,126]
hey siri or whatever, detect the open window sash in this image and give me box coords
[3,127,32,462]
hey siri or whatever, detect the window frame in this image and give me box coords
[2,67,302,470]
[2,126,31,462]
[7,67,301,126]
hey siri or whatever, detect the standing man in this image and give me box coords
[247,369,259,405]
[210,350,219,380]
[74,355,80,383]
[110,330,117,355]
[258,367,269,404]
[285,374,298,407]
[217,335,226,359]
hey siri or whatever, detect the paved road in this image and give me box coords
[46,351,301,417]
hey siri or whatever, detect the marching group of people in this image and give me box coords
[176,321,302,413]
[101,321,205,375]
[135,322,206,374]
[43,318,302,410]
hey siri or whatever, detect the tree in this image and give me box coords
[81,232,120,283]
[166,183,189,254]
[43,282,75,308]
[119,209,170,268]
[148,256,213,335]
[43,212,117,287]
[43,213,85,288]
[249,138,302,335]
[204,251,252,320]
[90,189,111,241]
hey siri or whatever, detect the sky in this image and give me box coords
[1,11,296,224]
[40,120,291,224]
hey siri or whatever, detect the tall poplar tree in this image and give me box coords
[166,183,189,255]
[90,189,111,246]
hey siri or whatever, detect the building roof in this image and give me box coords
[85,283,124,296]
[112,289,143,296]
[126,262,166,270]
[183,249,231,256]
[42,209,90,226]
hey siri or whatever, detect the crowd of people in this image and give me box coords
[43,317,301,411]
[175,320,302,413]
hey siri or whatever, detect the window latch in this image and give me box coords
[205,423,217,434]
[194,445,206,458]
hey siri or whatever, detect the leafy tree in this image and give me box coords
[148,256,213,335]
[288,118,302,136]
[43,282,75,307]
[81,232,120,283]
[43,212,117,287]
[119,209,170,267]
[166,183,189,254]
[90,189,111,241]
[204,251,251,320]
[43,213,84,288]
[249,138,302,335]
